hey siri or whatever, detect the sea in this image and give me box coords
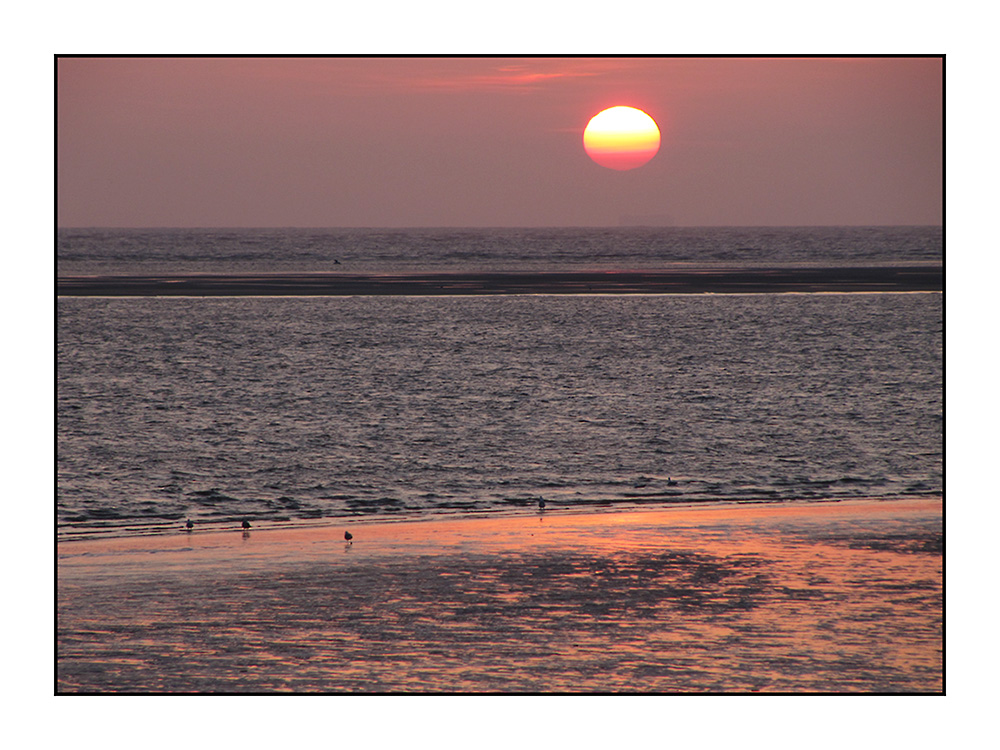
[57,226,943,538]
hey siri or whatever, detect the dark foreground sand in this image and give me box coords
[56,266,942,296]
[57,498,942,693]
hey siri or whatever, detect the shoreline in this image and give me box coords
[57,496,940,559]
[56,494,938,543]
[58,497,942,693]
[56,266,943,297]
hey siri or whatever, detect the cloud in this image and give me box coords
[388,58,640,93]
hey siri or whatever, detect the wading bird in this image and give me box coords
[242,519,251,530]
[344,531,353,543]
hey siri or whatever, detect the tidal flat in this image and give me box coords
[57,498,942,693]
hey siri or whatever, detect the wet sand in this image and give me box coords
[57,498,942,693]
[56,266,943,296]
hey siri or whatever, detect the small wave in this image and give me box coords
[345,497,407,514]
[187,488,242,504]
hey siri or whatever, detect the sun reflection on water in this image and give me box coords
[58,500,942,693]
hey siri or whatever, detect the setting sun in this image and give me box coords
[583,106,661,171]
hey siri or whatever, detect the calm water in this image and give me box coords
[57,225,941,276]
[57,228,943,536]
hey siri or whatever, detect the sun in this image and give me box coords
[583,106,661,171]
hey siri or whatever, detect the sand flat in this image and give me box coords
[56,266,943,296]
[57,498,942,693]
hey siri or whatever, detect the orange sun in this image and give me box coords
[583,106,661,171]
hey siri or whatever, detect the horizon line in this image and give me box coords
[56,223,945,231]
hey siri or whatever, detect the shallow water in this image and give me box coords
[57,293,942,535]
[56,500,942,693]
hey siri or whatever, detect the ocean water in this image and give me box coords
[57,225,941,276]
[57,227,943,536]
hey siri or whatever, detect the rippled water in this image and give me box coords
[57,226,942,276]
[57,292,942,535]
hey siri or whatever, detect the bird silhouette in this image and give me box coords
[242,519,251,530]
[538,497,546,509]
[185,519,194,531]
[344,531,353,543]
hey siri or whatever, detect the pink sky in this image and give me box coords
[56,56,942,227]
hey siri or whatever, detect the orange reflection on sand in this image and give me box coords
[58,499,941,693]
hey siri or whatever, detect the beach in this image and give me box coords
[57,497,942,693]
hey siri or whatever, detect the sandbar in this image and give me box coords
[56,266,943,296]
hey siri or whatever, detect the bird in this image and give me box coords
[185,519,194,531]
[667,477,678,486]
[538,497,546,510]
[344,531,353,543]
[242,519,251,530]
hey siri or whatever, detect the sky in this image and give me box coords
[57,55,943,228]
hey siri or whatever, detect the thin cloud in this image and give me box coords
[393,59,644,92]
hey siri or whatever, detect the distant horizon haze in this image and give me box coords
[57,223,945,230]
